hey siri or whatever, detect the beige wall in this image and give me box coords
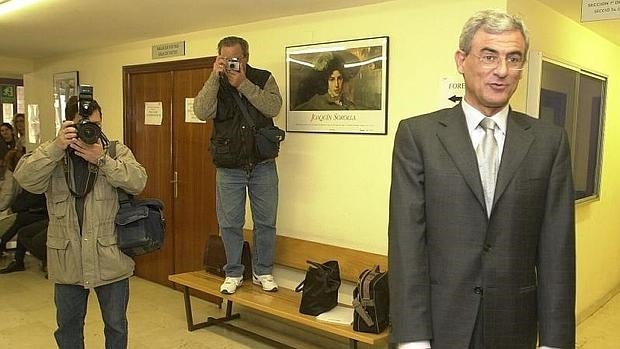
[23,0,503,253]
[0,55,33,78]
[509,0,620,319]
[21,0,619,321]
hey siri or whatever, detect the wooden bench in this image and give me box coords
[168,234,389,349]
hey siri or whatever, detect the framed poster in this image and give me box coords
[53,71,79,134]
[286,36,388,134]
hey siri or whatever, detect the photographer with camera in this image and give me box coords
[194,36,282,295]
[13,93,147,349]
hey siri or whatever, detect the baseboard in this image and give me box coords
[577,282,620,324]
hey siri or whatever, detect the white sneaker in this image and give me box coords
[220,276,243,294]
[252,274,278,292]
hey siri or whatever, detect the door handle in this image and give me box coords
[171,171,178,198]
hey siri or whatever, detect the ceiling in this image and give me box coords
[0,0,394,59]
[0,0,618,61]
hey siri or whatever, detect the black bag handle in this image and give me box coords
[294,260,338,292]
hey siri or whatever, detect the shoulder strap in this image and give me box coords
[63,151,98,198]
[230,91,256,129]
[108,141,132,207]
[109,140,117,159]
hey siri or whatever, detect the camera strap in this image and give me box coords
[230,90,256,129]
[63,151,98,198]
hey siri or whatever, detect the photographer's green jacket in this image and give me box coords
[14,140,147,288]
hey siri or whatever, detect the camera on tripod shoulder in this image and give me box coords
[75,85,101,144]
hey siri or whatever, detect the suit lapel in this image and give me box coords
[436,106,486,209]
[493,111,534,207]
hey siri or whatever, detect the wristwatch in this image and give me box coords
[96,153,107,167]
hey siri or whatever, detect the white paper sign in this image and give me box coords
[2,103,13,123]
[439,76,465,109]
[185,98,205,123]
[17,86,24,113]
[144,102,163,125]
[581,0,620,22]
[27,104,40,144]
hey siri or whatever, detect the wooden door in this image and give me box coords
[171,67,218,273]
[123,70,175,285]
[123,58,217,286]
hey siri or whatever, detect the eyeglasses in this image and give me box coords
[469,52,525,71]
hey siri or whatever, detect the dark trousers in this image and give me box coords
[0,211,46,251]
[54,278,130,349]
[15,219,48,264]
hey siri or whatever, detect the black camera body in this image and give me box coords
[75,85,101,144]
[227,58,240,71]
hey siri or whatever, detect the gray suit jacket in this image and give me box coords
[388,105,575,349]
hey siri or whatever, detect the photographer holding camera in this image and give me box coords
[14,94,147,349]
[194,36,282,295]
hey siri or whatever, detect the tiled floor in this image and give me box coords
[1,254,618,348]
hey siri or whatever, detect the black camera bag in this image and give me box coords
[229,90,285,160]
[353,265,389,333]
[109,142,165,257]
[255,126,285,159]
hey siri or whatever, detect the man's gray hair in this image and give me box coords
[459,9,529,55]
[218,36,249,59]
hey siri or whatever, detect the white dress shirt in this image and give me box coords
[462,100,508,160]
[398,101,558,349]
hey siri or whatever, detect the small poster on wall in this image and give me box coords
[286,36,389,134]
[185,98,205,123]
[144,102,163,125]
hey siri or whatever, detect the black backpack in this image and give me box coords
[352,265,389,333]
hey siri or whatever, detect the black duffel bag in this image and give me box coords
[115,195,165,257]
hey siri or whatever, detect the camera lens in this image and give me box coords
[77,121,101,144]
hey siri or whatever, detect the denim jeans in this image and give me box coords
[216,160,278,277]
[54,278,129,349]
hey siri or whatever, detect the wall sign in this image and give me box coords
[152,41,185,59]
[581,0,620,22]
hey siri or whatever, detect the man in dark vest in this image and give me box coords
[194,36,282,294]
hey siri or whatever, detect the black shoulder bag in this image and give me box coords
[109,142,165,257]
[230,91,285,160]
[294,260,341,316]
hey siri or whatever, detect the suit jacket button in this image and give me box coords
[474,286,483,295]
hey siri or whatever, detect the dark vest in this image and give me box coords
[211,65,274,170]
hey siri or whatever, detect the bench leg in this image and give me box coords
[349,339,358,349]
[182,286,239,331]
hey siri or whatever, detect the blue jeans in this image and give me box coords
[54,278,129,349]
[216,160,278,277]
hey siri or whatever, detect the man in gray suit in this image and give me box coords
[388,10,575,349]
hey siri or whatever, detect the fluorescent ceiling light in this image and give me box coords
[0,0,40,16]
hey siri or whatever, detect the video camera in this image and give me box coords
[75,85,102,144]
